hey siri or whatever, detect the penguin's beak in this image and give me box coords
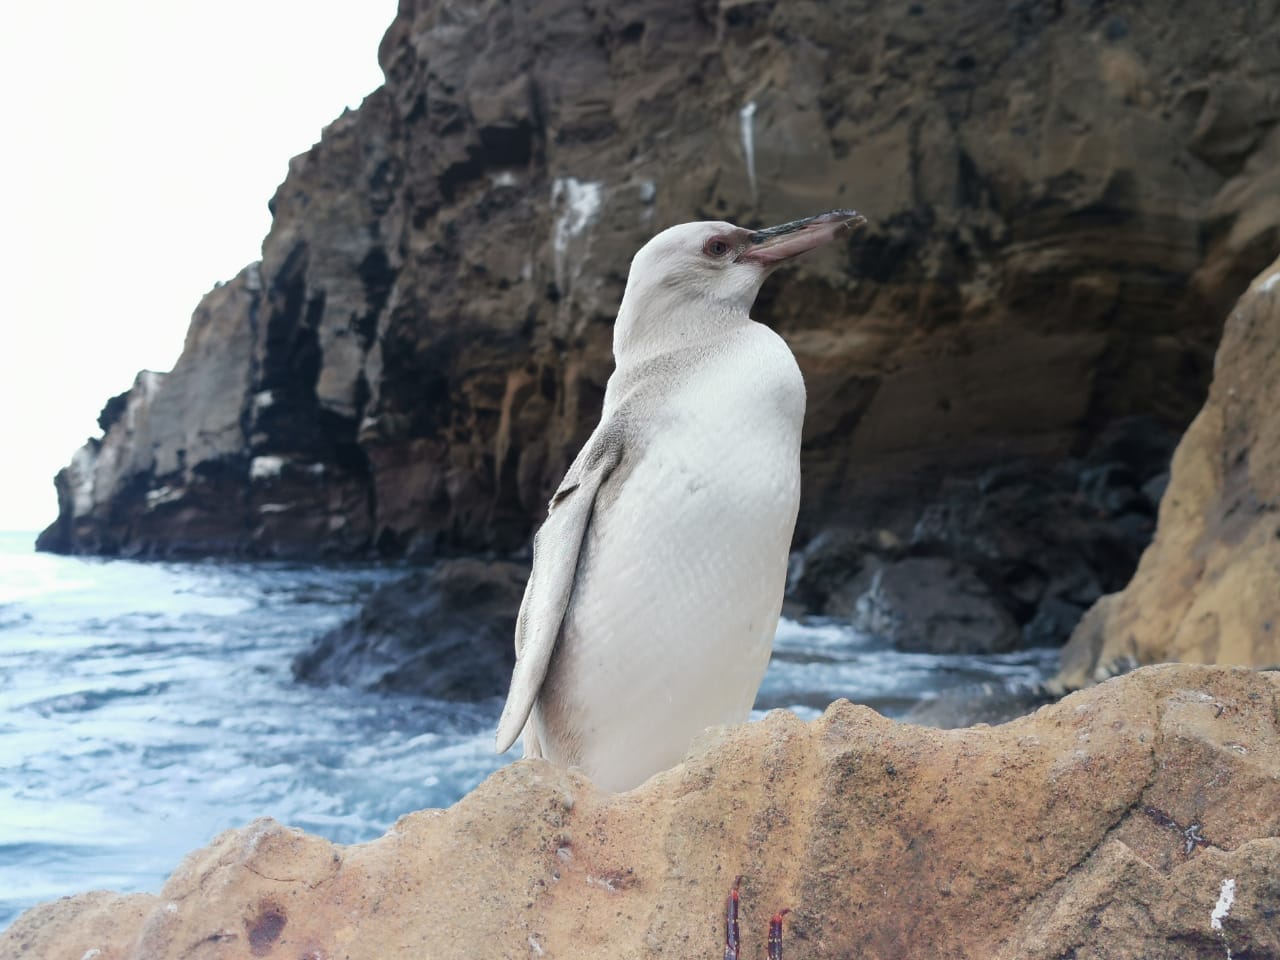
[736,210,866,267]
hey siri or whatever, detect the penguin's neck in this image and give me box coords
[612,285,750,370]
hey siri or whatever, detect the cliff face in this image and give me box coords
[6,665,1279,959]
[1059,255,1280,685]
[39,0,1280,558]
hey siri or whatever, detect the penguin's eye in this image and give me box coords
[703,236,732,258]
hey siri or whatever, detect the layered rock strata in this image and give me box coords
[38,0,1280,558]
[4,664,1278,959]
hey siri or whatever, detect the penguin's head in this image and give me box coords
[615,211,865,356]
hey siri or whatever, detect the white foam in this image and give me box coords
[253,390,275,410]
[739,101,758,201]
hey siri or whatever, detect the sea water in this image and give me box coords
[0,531,1056,927]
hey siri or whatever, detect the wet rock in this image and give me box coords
[1059,257,1280,687]
[791,417,1177,654]
[851,556,1020,654]
[901,680,1059,728]
[7,665,1278,959]
[292,559,526,700]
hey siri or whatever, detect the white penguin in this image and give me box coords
[496,210,865,791]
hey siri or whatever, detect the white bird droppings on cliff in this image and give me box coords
[1211,877,1235,930]
[1211,877,1236,958]
[250,456,286,480]
[739,100,758,201]
[145,485,185,511]
[1261,270,1279,293]
[550,176,603,296]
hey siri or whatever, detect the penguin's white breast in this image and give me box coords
[549,329,804,775]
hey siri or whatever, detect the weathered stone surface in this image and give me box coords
[5,665,1278,959]
[37,0,1280,559]
[1059,257,1280,687]
[292,558,526,699]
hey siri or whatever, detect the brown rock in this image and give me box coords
[37,0,1280,559]
[5,664,1278,959]
[1059,258,1280,687]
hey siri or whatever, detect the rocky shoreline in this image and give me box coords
[6,664,1278,959]
[14,1,1280,953]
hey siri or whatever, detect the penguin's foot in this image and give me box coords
[724,875,790,960]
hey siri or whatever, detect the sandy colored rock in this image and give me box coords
[1060,257,1280,687]
[38,0,1280,558]
[5,664,1278,959]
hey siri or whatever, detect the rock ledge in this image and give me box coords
[5,664,1278,960]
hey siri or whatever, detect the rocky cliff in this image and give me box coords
[38,0,1280,558]
[1059,255,1280,685]
[5,664,1279,959]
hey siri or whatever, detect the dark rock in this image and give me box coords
[901,680,1059,728]
[292,559,527,700]
[785,527,902,616]
[792,419,1179,653]
[37,0,1280,559]
[1141,470,1170,509]
[1078,462,1146,517]
[852,556,1020,654]
[96,391,130,434]
[1082,416,1180,480]
[1022,595,1087,648]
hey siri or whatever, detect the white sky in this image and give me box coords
[0,2,397,533]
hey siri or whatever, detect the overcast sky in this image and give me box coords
[0,2,397,533]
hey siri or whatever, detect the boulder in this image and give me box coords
[850,554,1021,654]
[6,664,1278,959]
[1059,257,1280,687]
[291,559,527,700]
